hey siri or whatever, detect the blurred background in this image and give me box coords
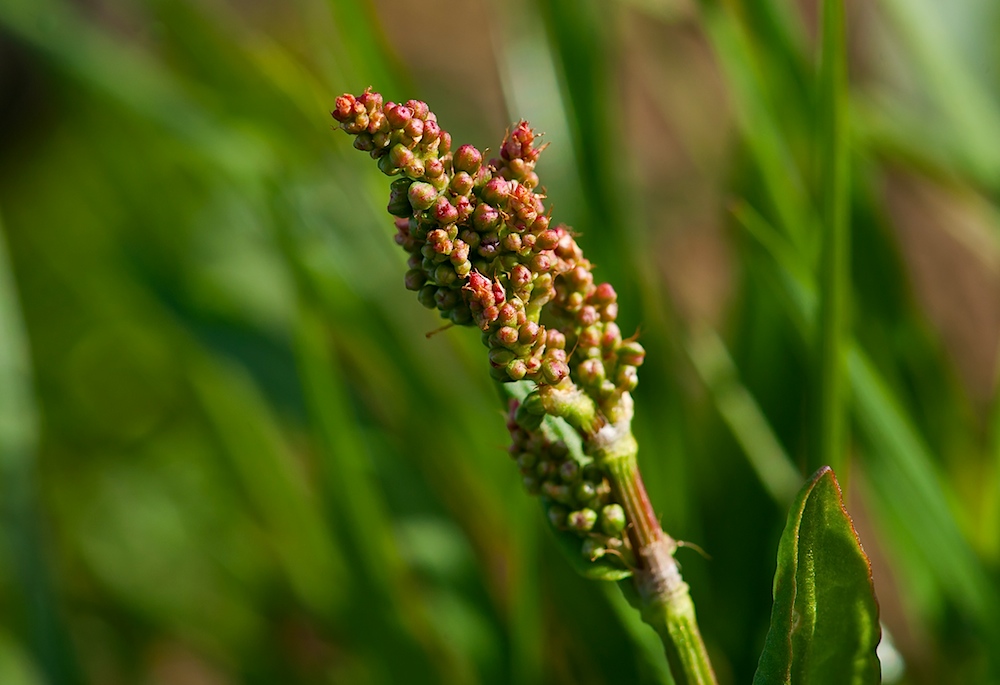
[1,0,999,682]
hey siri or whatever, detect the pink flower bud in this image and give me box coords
[546,329,566,350]
[434,197,459,225]
[511,264,532,289]
[406,99,429,119]
[404,117,424,140]
[502,233,522,252]
[422,120,441,144]
[425,158,445,178]
[481,178,511,207]
[332,94,355,122]
[577,305,599,327]
[386,104,413,129]
[536,230,559,250]
[497,326,519,347]
[591,282,617,304]
[453,195,474,222]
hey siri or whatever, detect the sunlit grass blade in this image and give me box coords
[685,328,802,505]
[879,0,1000,183]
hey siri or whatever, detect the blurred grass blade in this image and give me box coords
[849,349,1000,649]
[698,2,812,249]
[753,467,881,684]
[685,328,801,505]
[0,213,81,684]
[0,0,271,177]
[814,0,850,478]
[879,0,1000,181]
[189,356,349,617]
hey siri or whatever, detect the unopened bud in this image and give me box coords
[386,104,413,129]
[408,182,437,210]
[387,178,413,217]
[473,204,501,232]
[404,269,425,291]
[599,504,627,535]
[618,341,646,367]
[481,178,510,207]
[567,509,598,533]
[454,144,483,174]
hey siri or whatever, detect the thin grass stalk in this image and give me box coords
[814,0,850,479]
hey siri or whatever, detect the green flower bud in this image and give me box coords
[454,144,483,174]
[599,504,627,535]
[404,269,425,291]
[506,358,528,380]
[435,289,460,313]
[574,480,597,505]
[403,158,426,180]
[489,347,516,368]
[389,143,414,169]
[617,340,646,367]
[516,451,537,471]
[377,154,400,176]
[417,285,437,309]
[617,365,639,392]
[425,157,445,178]
[567,509,598,533]
[577,358,606,388]
[450,171,474,196]
[387,178,413,217]
[354,132,375,152]
[541,359,570,384]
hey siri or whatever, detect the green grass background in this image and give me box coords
[1,0,999,683]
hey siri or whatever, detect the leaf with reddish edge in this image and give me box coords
[754,466,881,685]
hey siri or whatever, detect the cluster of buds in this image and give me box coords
[506,399,629,564]
[333,88,648,569]
[331,89,643,406]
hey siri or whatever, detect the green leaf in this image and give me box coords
[754,466,880,685]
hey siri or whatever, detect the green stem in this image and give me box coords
[815,0,850,479]
[591,394,718,685]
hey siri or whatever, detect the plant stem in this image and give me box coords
[815,0,850,479]
[591,395,718,685]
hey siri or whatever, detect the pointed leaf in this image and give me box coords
[754,466,880,684]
